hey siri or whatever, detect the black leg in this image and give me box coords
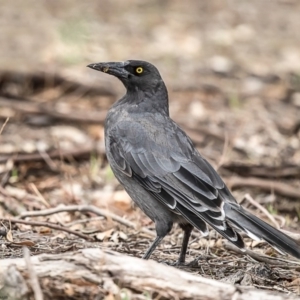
[177,223,193,264]
[142,236,164,259]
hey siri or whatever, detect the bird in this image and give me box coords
[87,60,300,263]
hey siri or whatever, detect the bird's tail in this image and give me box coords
[225,203,300,259]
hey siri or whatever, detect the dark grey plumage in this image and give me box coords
[87,60,300,263]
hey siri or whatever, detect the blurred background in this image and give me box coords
[2,0,300,83]
[0,0,300,268]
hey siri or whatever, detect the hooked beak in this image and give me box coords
[87,61,129,79]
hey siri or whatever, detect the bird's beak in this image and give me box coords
[87,61,129,78]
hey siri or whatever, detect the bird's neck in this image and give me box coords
[125,80,169,115]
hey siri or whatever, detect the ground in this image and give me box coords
[0,0,300,298]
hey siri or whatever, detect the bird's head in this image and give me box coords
[87,60,164,93]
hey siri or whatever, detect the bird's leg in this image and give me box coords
[177,223,193,264]
[142,236,164,259]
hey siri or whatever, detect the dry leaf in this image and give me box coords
[104,293,115,300]
[11,240,35,247]
[118,231,128,241]
[64,283,75,296]
[6,229,13,242]
[287,278,300,287]
[250,240,264,248]
[96,229,114,241]
[53,232,67,240]
[215,238,223,248]
[109,231,128,243]
[38,227,52,234]
[110,231,119,243]
[111,190,132,211]
[87,124,104,140]
[286,278,300,294]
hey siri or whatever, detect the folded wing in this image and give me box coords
[109,120,244,248]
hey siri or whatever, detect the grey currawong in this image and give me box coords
[88,60,300,263]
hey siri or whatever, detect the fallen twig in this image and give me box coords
[18,205,156,237]
[225,176,300,199]
[0,86,123,128]
[29,183,50,208]
[0,185,48,210]
[222,163,300,179]
[0,145,95,164]
[243,193,280,229]
[64,216,105,227]
[224,241,300,267]
[0,117,9,135]
[0,96,107,123]
[1,218,94,241]
[23,247,44,300]
[0,70,115,97]
[0,158,13,187]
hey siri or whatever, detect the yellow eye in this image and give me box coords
[135,67,143,74]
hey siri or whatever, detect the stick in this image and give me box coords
[0,96,107,123]
[225,176,300,199]
[0,117,9,135]
[222,163,300,178]
[23,247,44,300]
[224,241,300,266]
[0,146,95,164]
[1,218,94,241]
[18,205,156,237]
[243,193,280,229]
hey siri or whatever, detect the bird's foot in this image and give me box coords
[162,256,202,268]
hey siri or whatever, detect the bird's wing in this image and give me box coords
[109,118,243,246]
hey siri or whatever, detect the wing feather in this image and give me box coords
[108,120,244,248]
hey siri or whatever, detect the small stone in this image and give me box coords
[188,101,206,120]
[209,56,233,74]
